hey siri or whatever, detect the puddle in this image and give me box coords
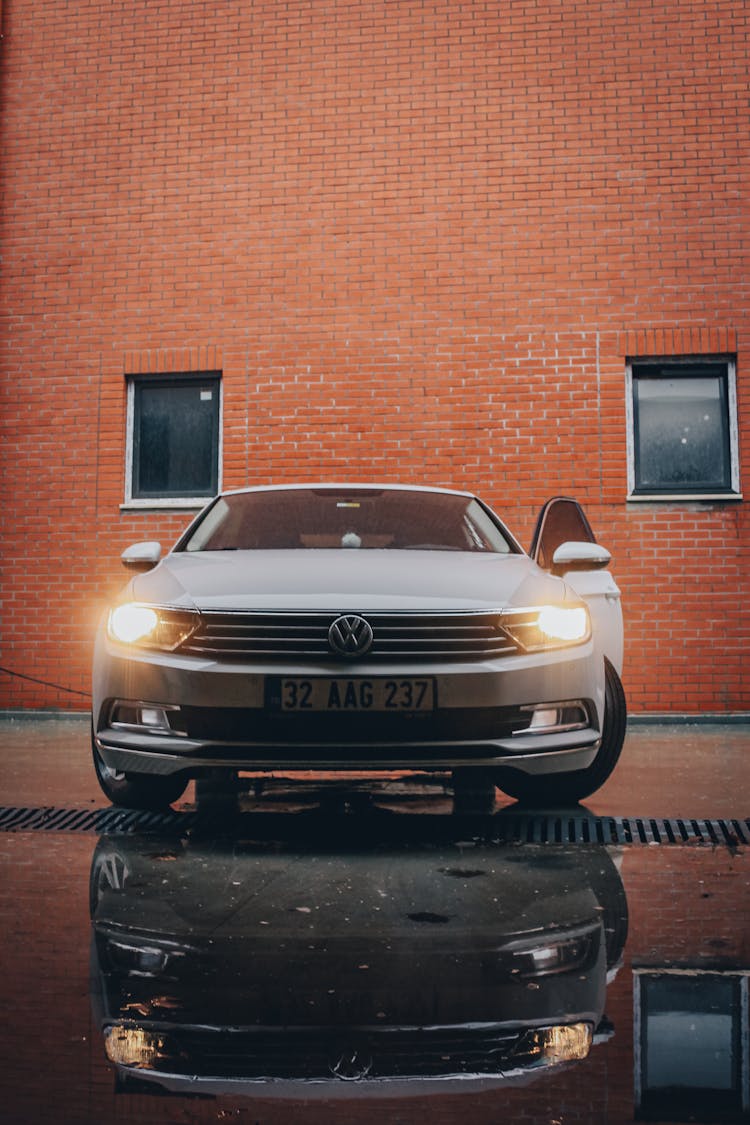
[0,796,747,1124]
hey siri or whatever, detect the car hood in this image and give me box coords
[131,550,565,612]
[91,835,611,1037]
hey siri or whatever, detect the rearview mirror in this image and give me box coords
[121,541,162,571]
[551,541,612,576]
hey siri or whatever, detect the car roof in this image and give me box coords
[219,482,476,499]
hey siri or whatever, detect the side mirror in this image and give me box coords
[121,541,162,572]
[551,541,612,576]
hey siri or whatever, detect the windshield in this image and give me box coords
[179,487,516,554]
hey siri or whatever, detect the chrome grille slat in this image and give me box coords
[186,646,330,658]
[180,611,516,661]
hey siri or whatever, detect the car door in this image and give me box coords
[531,497,624,673]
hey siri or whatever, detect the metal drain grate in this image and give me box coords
[0,806,196,834]
[0,806,748,847]
[489,814,750,848]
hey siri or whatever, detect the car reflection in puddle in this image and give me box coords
[89,791,628,1099]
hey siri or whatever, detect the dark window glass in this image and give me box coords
[632,363,732,494]
[637,973,744,1123]
[178,487,517,554]
[132,375,220,499]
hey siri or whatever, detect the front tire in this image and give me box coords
[92,733,188,810]
[496,658,626,806]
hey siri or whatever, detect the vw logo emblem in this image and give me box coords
[328,1044,373,1081]
[328,614,374,659]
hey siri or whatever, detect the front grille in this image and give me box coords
[180,611,518,662]
[118,1024,524,1081]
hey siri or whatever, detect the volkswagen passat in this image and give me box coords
[92,485,625,809]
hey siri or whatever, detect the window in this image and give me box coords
[177,487,517,553]
[634,970,749,1122]
[126,373,221,505]
[627,359,740,499]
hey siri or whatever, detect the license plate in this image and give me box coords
[268,677,436,712]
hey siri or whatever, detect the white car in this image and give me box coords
[92,485,625,809]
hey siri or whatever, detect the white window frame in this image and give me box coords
[625,356,742,501]
[122,373,223,510]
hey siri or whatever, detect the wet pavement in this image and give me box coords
[0,718,748,1124]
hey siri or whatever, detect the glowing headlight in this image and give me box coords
[537,605,589,644]
[104,1026,165,1067]
[500,605,591,651]
[107,604,198,651]
[108,604,158,644]
[516,1023,593,1066]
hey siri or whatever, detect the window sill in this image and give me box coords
[626,493,743,503]
[120,499,208,512]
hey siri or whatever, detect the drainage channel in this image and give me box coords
[0,805,748,847]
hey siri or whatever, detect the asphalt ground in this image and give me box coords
[0,718,748,1125]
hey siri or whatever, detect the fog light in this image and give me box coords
[110,701,185,736]
[106,937,170,975]
[139,706,170,729]
[529,708,560,730]
[516,702,589,735]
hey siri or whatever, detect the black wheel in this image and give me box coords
[496,658,627,805]
[89,841,129,916]
[92,733,188,810]
[572,847,629,970]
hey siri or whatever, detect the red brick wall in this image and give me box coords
[1,0,748,713]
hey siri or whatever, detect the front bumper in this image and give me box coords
[93,638,604,779]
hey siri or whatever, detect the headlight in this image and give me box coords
[500,604,591,651]
[108,604,158,644]
[511,1023,593,1068]
[107,604,198,651]
[104,1026,166,1067]
[537,605,589,643]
